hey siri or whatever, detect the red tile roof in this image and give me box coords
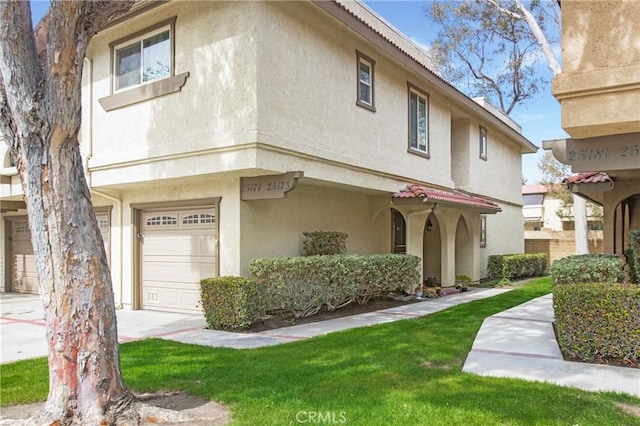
[562,172,612,185]
[392,184,501,212]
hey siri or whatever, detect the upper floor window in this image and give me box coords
[356,50,375,111]
[408,83,429,156]
[112,18,175,92]
[479,125,488,160]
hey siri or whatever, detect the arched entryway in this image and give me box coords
[423,212,441,281]
[613,193,640,254]
[455,216,473,279]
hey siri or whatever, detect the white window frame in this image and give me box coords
[480,216,487,247]
[110,18,176,94]
[480,125,488,160]
[408,83,429,157]
[356,50,376,112]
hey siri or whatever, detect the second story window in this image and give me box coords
[112,19,175,92]
[356,51,375,111]
[408,83,429,156]
[479,125,488,160]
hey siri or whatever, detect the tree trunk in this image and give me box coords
[0,1,138,424]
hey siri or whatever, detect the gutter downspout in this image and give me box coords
[83,57,125,309]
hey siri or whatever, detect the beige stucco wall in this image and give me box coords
[255,1,454,191]
[552,0,640,138]
[85,1,259,186]
[482,204,525,277]
[239,183,391,275]
[459,120,524,205]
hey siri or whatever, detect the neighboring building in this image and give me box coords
[544,0,640,255]
[1,0,536,314]
[523,184,603,268]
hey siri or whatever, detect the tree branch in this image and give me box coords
[486,0,523,20]
[0,0,43,131]
[514,0,562,76]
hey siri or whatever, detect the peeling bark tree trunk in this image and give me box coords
[0,1,137,424]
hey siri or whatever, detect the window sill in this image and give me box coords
[356,100,376,112]
[408,148,430,159]
[98,72,189,111]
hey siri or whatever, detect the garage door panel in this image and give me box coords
[143,235,215,256]
[141,207,217,314]
[142,260,216,283]
[143,286,201,313]
[13,254,39,294]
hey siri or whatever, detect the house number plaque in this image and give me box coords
[241,171,304,200]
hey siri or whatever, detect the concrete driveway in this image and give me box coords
[0,292,206,364]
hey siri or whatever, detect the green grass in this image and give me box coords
[2,277,639,425]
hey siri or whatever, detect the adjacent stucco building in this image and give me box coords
[544,0,640,255]
[1,0,536,314]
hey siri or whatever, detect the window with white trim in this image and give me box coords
[146,215,178,227]
[113,22,173,92]
[479,125,488,160]
[356,51,375,111]
[480,216,487,247]
[408,84,429,155]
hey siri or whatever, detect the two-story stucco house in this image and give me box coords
[1,0,536,314]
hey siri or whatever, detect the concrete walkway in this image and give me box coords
[463,294,640,396]
[2,289,638,397]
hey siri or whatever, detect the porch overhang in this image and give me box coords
[391,184,502,214]
[562,171,613,205]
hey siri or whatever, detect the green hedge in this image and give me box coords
[302,231,348,256]
[551,254,624,285]
[250,254,420,318]
[626,230,640,284]
[487,253,547,281]
[554,283,640,364]
[200,276,269,330]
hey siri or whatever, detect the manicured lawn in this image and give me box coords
[2,277,639,425]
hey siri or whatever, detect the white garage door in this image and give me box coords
[141,208,217,314]
[10,213,110,294]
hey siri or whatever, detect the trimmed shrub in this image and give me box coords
[554,283,640,364]
[200,276,269,330]
[302,231,348,256]
[626,230,640,284]
[487,253,547,281]
[250,254,420,318]
[551,254,624,285]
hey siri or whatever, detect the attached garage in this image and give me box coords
[6,212,111,294]
[140,206,218,314]
[11,220,38,294]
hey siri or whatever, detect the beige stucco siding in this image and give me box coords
[461,121,524,205]
[239,183,391,275]
[84,1,259,182]
[256,1,454,191]
[552,0,640,138]
[481,205,525,277]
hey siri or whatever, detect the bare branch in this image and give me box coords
[486,0,523,20]
[514,0,562,76]
[0,0,43,128]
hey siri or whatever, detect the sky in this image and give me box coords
[29,0,566,183]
